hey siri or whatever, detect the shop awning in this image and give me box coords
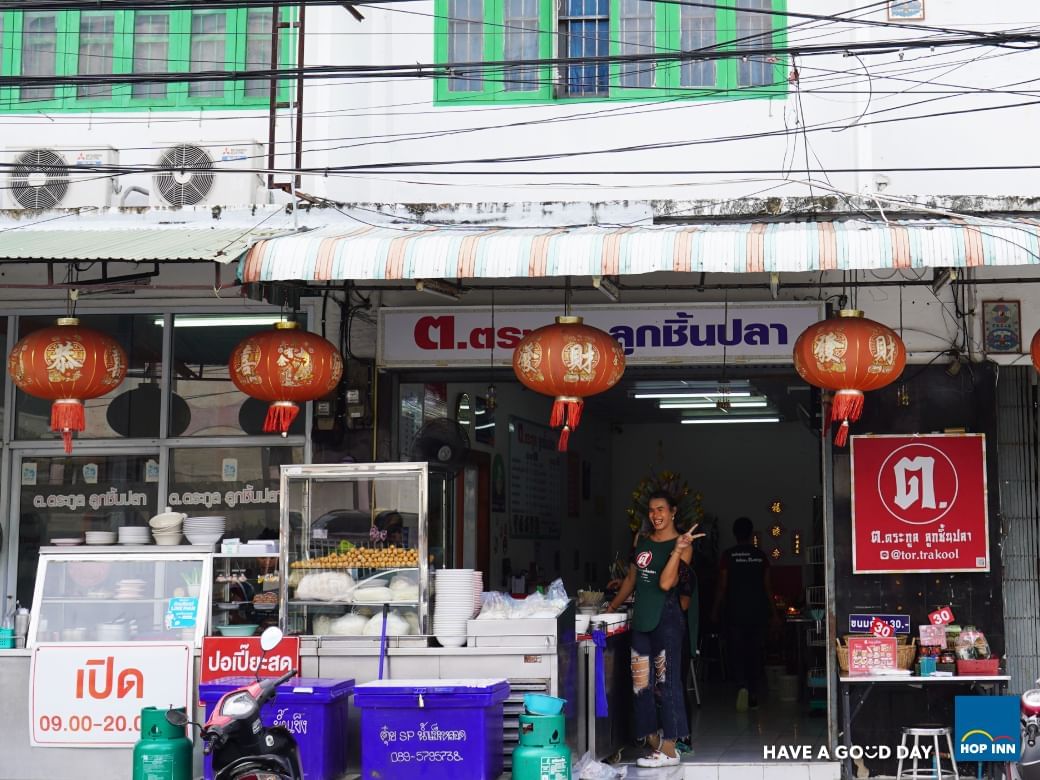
[0,227,287,263]
[236,217,1040,282]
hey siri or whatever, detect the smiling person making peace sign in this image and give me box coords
[608,489,705,768]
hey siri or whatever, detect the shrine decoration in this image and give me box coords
[512,316,625,451]
[793,310,906,446]
[229,321,343,435]
[7,317,127,453]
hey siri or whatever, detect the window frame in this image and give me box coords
[434,0,788,103]
[0,6,295,113]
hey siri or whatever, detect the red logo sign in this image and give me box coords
[635,551,653,569]
[929,606,955,626]
[851,434,989,574]
[200,637,300,685]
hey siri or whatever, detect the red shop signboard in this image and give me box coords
[850,433,989,574]
[200,636,301,685]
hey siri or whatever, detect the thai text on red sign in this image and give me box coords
[200,636,300,684]
[847,637,899,675]
[850,434,989,574]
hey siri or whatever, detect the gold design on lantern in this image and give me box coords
[868,331,899,372]
[276,342,314,387]
[236,342,263,385]
[561,338,600,383]
[103,346,125,385]
[515,340,543,381]
[811,329,848,372]
[44,339,86,382]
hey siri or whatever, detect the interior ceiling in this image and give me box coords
[581,368,818,426]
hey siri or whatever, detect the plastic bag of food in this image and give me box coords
[363,612,411,636]
[574,750,627,779]
[956,626,990,660]
[329,613,367,636]
[295,572,355,601]
[476,590,510,619]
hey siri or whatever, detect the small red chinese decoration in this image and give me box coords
[793,310,906,447]
[1031,328,1040,373]
[229,321,343,435]
[512,316,625,451]
[8,317,127,453]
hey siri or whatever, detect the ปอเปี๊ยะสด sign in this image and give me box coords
[850,434,989,574]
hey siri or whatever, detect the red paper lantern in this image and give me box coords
[229,321,343,435]
[512,315,626,451]
[793,309,906,447]
[1031,328,1040,372]
[7,317,127,453]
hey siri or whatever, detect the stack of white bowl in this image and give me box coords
[118,526,151,545]
[471,571,484,617]
[184,516,226,546]
[149,510,185,545]
[433,568,477,648]
[85,531,116,546]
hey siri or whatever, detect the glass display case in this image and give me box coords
[279,463,428,640]
[28,547,212,647]
[211,553,280,637]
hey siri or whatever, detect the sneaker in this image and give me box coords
[637,750,681,768]
[736,687,749,712]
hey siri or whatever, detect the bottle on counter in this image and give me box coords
[14,604,29,648]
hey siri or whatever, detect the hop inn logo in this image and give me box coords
[955,696,1020,761]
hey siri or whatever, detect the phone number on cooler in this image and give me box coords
[390,751,464,763]
[38,714,141,733]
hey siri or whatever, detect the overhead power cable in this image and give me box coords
[1,31,1038,89]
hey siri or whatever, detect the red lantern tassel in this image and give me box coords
[51,399,84,454]
[550,399,566,428]
[831,389,864,447]
[263,401,299,436]
[557,425,571,452]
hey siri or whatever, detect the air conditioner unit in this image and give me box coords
[3,147,118,209]
[150,141,267,208]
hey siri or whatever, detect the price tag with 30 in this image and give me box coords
[870,617,895,638]
[928,606,955,626]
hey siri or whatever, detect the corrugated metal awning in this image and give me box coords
[0,228,286,263]
[237,217,1040,281]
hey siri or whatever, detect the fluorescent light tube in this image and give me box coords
[592,275,620,302]
[661,400,768,409]
[681,417,780,424]
[634,391,752,400]
[154,315,285,328]
[416,279,461,301]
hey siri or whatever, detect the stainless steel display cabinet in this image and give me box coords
[27,547,213,647]
[278,463,429,640]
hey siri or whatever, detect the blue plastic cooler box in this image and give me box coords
[353,678,510,780]
[198,677,354,780]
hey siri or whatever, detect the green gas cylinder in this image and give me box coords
[132,706,192,780]
[512,713,571,780]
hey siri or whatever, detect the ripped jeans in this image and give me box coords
[631,598,688,742]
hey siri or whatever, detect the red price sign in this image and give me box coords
[870,618,895,638]
[928,606,955,625]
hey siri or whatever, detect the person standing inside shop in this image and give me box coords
[607,490,704,768]
[711,516,779,712]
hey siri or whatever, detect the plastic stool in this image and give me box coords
[896,726,958,780]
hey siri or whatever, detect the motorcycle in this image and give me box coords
[1015,678,1040,780]
[167,626,303,780]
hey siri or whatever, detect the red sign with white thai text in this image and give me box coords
[847,636,899,675]
[200,636,300,684]
[850,434,989,574]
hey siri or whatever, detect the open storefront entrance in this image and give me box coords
[394,364,831,764]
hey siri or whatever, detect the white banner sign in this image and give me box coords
[30,643,193,747]
[377,302,823,368]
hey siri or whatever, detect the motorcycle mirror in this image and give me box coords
[165,709,190,727]
[259,626,283,653]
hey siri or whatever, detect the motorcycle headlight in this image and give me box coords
[220,691,258,719]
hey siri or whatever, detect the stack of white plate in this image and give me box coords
[184,516,226,546]
[150,510,185,545]
[85,531,116,546]
[471,571,484,617]
[50,537,82,546]
[115,579,146,599]
[118,526,151,545]
[433,568,476,648]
